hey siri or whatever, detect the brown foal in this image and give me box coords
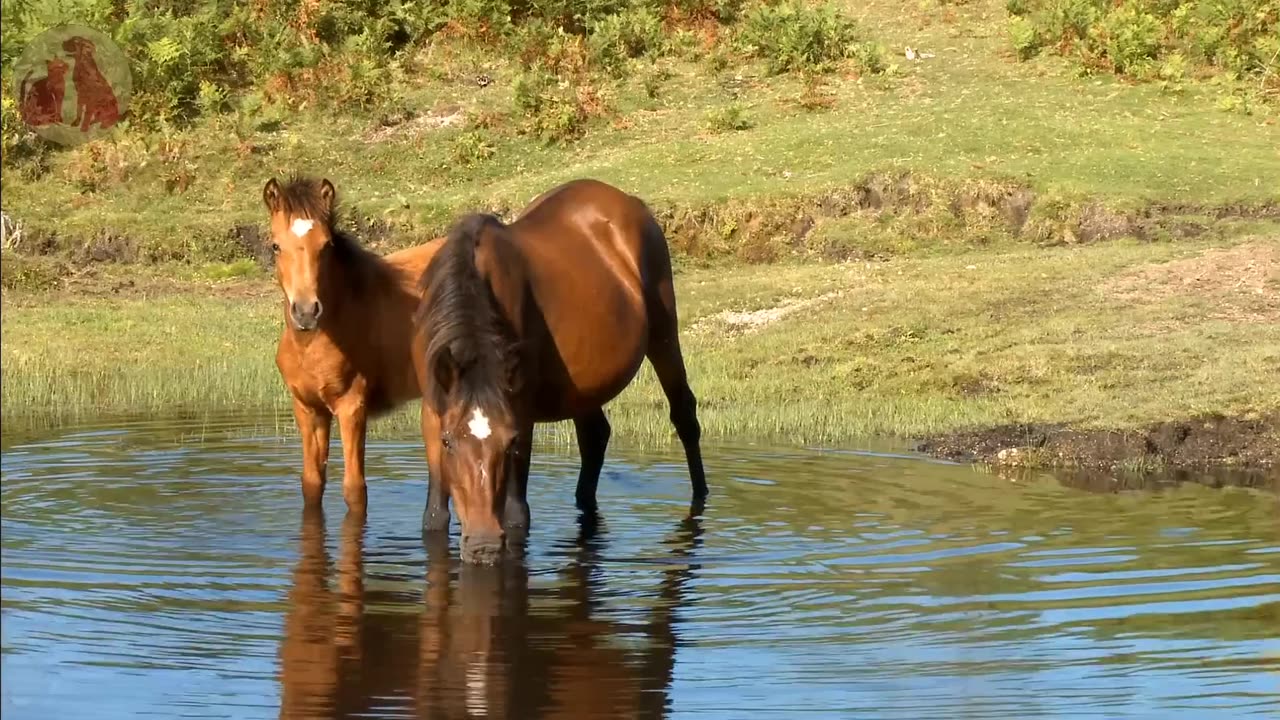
[265,176,441,512]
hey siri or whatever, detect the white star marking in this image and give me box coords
[468,407,492,440]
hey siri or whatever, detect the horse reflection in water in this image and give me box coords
[278,508,703,719]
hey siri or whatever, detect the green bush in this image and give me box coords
[588,5,666,74]
[0,0,889,159]
[737,0,866,74]
[1008,0,1279,84]
[1094,2,1163,75]
[705,101,752,131]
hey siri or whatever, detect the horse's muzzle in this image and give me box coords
[460,533,505,565]
[290,299,323,331]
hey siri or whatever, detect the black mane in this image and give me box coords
[417,213,517,417]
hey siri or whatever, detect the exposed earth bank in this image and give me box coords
[917,412,1280,478]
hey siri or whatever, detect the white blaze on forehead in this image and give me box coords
[290,217,314,237]
[467,407,492,440]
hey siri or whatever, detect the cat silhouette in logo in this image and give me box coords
[62,36,121,132]
[19,58,70,127]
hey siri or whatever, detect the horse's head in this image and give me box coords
[430,344,521,565]
[419,214,528,564]
[61,37,95,59]
[262,177,339,332]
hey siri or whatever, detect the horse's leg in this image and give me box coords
[644,273,709,505]
[335,403,368,513]
[503,422,534,531]
[573,408,611,513]
[421,405,451,533]
[646,341,708,506]
[292,398,332,507]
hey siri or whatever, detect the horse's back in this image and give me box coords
[505,180,664,417]
[385,237,445,291]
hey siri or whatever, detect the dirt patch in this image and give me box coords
[690,290,844,337]
[362,107,466,143]
[1103,242,1280,322]
[917,412,1280,473]
[1,265,275,306]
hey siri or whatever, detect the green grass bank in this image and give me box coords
[1,0,1278,472]
[4,231,1278,471]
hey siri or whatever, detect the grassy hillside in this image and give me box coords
[1,0,1276,266]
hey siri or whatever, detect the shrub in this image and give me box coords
[588,5,666,74]
[848,39,889,75]
[1093,3,1163,75]
[1008,15,1041,59]
[705,101,752,131]
[1008,0,1279,86]
[452,128,498,165]
[512,65,608,141]
[737,0,865,74]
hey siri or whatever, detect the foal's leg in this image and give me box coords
[335,402,369,513]
[573,408,612,513]
[292,398,332,507]
[503,422,534,531]
[421,405,451,533]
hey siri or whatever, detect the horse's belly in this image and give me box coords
[534,312,647,420]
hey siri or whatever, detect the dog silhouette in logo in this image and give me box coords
[62,36,121,132]
[19,58,70,127]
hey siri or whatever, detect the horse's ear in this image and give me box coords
[263,179,281,212]
[319,179,336,213]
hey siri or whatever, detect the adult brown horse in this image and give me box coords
[414,178,708,564]
[263,176,441,512]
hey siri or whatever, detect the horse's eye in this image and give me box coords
[442,434,454,451]
[271,243,280,253]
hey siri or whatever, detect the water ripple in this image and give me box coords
[2,418,1278,719]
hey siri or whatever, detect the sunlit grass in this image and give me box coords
[1,2,1275,263]
[6,233,1276,447]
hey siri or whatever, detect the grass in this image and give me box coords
[1,1,1277,264]
[5,230,1278,449]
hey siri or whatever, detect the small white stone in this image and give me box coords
[290,217,314,237]
[468,407,492,440]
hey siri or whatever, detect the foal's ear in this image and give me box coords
[319,179,336,213]
[262,178,281,212]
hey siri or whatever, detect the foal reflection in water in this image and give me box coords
[277,511,703,719]
[415,179,708,564]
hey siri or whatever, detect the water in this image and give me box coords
[2,415,1278,719]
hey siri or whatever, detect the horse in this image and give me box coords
[263,176,441,512]
[413,178,708,564]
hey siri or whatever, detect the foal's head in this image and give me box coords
[418,214,522,564]
[262,176,346,332]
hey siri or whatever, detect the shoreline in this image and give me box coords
[4,235,1277,478]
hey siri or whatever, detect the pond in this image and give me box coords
[2,414,1278,719]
